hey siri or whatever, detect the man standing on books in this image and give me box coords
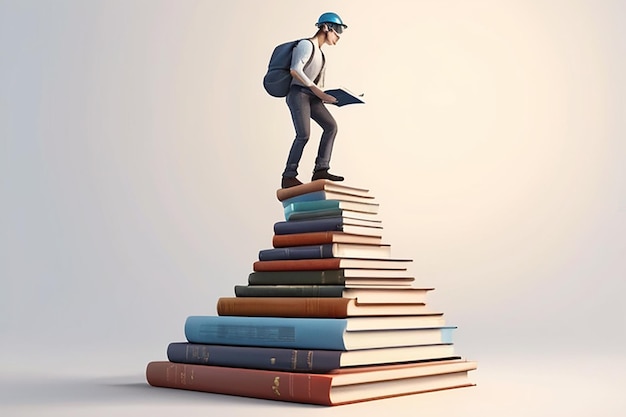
[281,12,347,189]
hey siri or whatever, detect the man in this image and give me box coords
[281,12,347,189]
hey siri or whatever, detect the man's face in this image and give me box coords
[326,24,343,45]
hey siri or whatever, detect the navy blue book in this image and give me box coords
[184,315,455,350]
[167,342,459,373]
[273,217,383,237]
[258,243,391,261]
[325,88,365,107]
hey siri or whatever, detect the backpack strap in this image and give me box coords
[301,39,324,86]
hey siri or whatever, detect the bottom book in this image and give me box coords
[146,359,477,406]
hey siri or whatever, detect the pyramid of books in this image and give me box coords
[146,180,477,406]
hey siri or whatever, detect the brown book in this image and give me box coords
[276,179,371,202]
[253,258,412,272]
[272,231,383,247]
[146,359,477,406]
[217,297,431,318]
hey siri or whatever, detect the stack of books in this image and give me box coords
[146,180,477,406]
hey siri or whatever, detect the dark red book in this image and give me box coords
[146,359,477,406]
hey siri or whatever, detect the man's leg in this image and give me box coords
[282,90,312,185]
[310,100,343,181]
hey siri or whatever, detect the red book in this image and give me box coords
[216,297,431,318]
[253,258,412,272]
[272,231,383,248]
[146,359,477,406]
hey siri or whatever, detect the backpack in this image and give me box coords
[263,39,322,98]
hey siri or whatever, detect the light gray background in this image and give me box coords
[1,0,625,415]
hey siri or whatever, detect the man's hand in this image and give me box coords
[310,85,338,104]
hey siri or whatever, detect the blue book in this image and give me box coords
[286,207,381,223]
[258,243,391,261]
[281,191,376,208]
[273,217,383,237]
[284,200,379,219]
[167,342,459,373]
[184,316,455,350]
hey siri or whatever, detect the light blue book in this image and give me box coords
[185,316,455,351]
[281,191,377,209]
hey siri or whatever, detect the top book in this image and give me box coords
[277,180,372,202]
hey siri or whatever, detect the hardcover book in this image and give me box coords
[284,199,379,217]
[234,285,432,302]
[258,243,392,261]
[253,258,412,272]
[274,217,383,237]
[325,87,366,107]
[281,191,376,208]
[286,207,381,222]
[167,342,457,372]
[272,231,383,247]
[216,297,431,318]
[146,359,477,406]
[276,179,371,202]
[248,269,415,285]
[184,315,454,350]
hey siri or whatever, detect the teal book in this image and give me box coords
[284,199,379,216]
[184,316,455,350]
[281,191,376,208]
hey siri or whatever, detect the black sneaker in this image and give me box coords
[281,176,303,188]
[312,169,344,182]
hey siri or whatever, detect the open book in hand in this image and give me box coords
[325,87,365,107]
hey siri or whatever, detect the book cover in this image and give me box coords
[216,297,430,318]
[184,315,455,350]
[272,231,383,247]
[281,191,376,208]
[284,199,380,217]
[276,179,370,202]
[167,342,459,372]
[273,217,383,237]
[325,87,365,107]
[253,258,412,272]
[234,285,432,303]
[146,360,476,406]
[258,243,392,261]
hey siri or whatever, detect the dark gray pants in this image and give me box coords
[282,86,338,178]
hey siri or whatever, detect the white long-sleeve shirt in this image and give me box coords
[290,39,325,88]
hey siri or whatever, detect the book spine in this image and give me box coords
[184,315,348,349]
[281,191,328,208]
[248,270,346,285]
[166,342,342,372]
[235,285,346,297]
[253,258,341,272]
[274,217,343,235]
[286,208,343,221]
[258,244,334,261]
[272,231,336,247]
[146,361,334,405]
[284,200,339,219]
[217,297,351,318]
[276,180,327,201]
